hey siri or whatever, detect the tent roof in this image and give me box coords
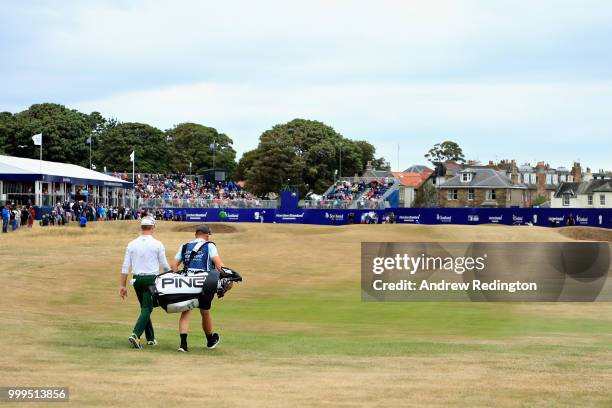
[0,155,132,188]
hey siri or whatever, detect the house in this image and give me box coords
[392,169,433,207]
[515,161,578,206]
[431,160,464,187]
[551,174,611,208]
[438,167,527,208]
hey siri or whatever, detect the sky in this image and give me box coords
[1,0,611,172]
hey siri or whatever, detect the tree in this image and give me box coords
[234,149,258,181]
[3,103,94,166]
[94,122,168,173]
[0,104,115,167]
[424,141,465,165]
[243,119,379,195]
[0,111,14,155]
[354,140,389,172]
[412,182,438,207]
[532,195,548,207]
[166,123,236,174]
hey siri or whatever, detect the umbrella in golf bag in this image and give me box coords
[149,267,243,313]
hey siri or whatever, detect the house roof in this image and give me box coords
[554,179,612,197]
[403,164,432,174]
[392,171,432,188]
[0,154,132,187]
[363,169,394,178]
[439,168,526,189]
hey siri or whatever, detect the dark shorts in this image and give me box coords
[198,289,215,310]
[196,270,219,310]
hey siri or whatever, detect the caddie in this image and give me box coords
[171,224,231,352]
[120,216,171,349]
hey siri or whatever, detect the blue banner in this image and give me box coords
[161,207,611,228]
[32,206,612,228]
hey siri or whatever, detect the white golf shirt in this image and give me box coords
[121,235,171,276]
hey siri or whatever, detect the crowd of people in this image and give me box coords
[2,203,36,232]
[312,178,395,209]
[44,201,146,225]
[134,174,256,202]
[1,200,149,232]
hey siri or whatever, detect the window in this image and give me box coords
[486,189,496,200]
[563,194,570,206]
[461,172,472,183]
[546,174,552,185]
[530,174,536,184]
[447,189,458,200]
[552,175,558,185]
[560,175,566,183]
[588,194,593,205]
[601,195,606,206]
[468,189,475,200]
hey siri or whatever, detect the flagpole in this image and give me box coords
[39,135,42,174]
[212,139,216,170]
[132,151,135,209]
[397,143,400,172]
[89,136,92,169]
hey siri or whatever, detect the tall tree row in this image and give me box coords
[0,104,389,195]
[0,103,238,175]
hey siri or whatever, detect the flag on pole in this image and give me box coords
[129,151,135,162]
[86,136,92,145]
[209,142,215,151]
[32,133,42,146]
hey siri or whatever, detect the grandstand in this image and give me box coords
[134,173,276,208]
[303,176,399,209]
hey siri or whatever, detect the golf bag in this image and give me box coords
[150,267,242,313]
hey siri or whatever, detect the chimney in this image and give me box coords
[583,167,592,182]
[511,161,519,185]
[571,161,582,183]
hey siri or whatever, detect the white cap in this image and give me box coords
[141,216,156,226]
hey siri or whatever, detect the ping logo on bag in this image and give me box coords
[160,275,207,289]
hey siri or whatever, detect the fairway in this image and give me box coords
[1,222,611,407]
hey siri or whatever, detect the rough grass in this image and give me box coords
[0,222,611,407]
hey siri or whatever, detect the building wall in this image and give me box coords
[439,188,505,208]
[399,186,416,208]
[551,192,612,208]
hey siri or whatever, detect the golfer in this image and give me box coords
[120,216,171,349]
[171,224,230,352]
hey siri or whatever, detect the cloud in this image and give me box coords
[72,79,612,170]
[1,0,611,170]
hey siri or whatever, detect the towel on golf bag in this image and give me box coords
[150,271,218,313]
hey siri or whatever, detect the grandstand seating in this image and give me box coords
[307,177,398,209]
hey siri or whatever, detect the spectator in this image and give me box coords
[10,206,17,231]
[2,204,9,233]
[28,207,35,228]
[21,206,29,227]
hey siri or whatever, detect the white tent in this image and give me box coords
[0,155,131,187]
[0,155,133,206]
